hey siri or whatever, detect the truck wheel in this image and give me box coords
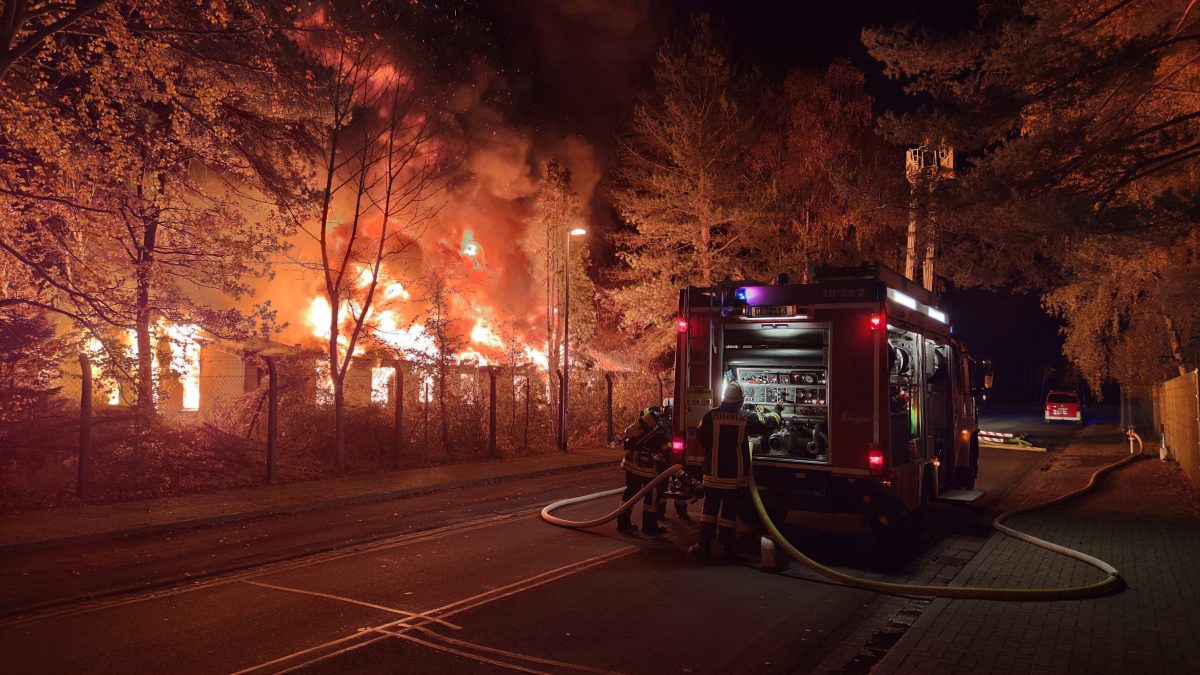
[868,500,924,542]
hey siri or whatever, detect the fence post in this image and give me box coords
[265,356,278,484]
[393,361,405,470]
[604,372,615,444]
[77,354,92,500]
[484,366,498,457]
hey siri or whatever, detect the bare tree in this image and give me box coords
[304,32,453,470]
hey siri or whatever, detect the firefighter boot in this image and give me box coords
[641,511,665,537]
[616,514,637,532]
[675,501,691,521]
[688,541,711,559]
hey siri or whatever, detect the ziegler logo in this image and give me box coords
[840,411,872,425]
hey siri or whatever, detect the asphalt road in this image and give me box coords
[0,414,1066,675]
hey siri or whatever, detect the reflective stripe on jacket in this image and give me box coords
[697,405,781,489]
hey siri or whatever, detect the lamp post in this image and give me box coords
[561,227,587,451]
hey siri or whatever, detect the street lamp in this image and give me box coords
[561,227,587,451]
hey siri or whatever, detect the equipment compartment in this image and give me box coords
[723,324,830,464]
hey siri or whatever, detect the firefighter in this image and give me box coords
[617,405,672,535]
[689,381,782,560]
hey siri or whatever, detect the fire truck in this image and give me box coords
[669,264,991,535]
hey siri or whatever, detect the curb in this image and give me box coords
[0,459,616,554]
[872,424,1123,674]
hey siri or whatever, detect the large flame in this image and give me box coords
[85,321,201,410]
[277,16,602,382]
[163,322,201,411]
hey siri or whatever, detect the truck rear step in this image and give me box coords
[934,489,984,504]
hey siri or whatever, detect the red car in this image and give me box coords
[1044,391,1082,423]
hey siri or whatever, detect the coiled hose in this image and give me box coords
[542,432,1144,601]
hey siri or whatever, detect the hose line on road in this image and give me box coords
[539,464,684,529]
[542,432,1145,601]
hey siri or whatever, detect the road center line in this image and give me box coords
[230,545,637,675]
[239,580,461,630]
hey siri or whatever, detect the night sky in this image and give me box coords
[470,0,1072,405]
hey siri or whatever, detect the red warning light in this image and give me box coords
[670,436,685,461]
[677,317,688,332]
[868,445,884,474]
[870,314,882,331]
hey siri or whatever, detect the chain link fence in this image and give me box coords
[1,347,671,510]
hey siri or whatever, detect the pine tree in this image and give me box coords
[608,15,756,357]
[865,0,1200,392]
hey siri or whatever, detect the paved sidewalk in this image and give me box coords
[874,425,1200,675]
[0,448,616,551]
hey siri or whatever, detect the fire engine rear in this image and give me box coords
[670,264,991,534]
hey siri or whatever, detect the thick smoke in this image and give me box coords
[253,2,661,361]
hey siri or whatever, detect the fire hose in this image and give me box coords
[541,430,1144,601]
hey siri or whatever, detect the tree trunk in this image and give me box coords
[333,377,346,471]
[699,224,712,286]
[1164,315,1188,376]
[438,363,449,458]
[135,220,158,418]
[923,229,936,292]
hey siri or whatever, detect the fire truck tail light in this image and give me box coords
[677,317,688,332]
[868,444,884,474]
[671,436,685,460]
[870,314,882,331]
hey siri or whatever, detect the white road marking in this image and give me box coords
[380,630,552,674]
[239,580,460,630]
[402,623,626,675]
[231,545,637,675]
[1,511,533,627]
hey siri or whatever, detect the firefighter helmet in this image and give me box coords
[724,380,745,407]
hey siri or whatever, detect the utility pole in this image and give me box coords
[560,227,587,451]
